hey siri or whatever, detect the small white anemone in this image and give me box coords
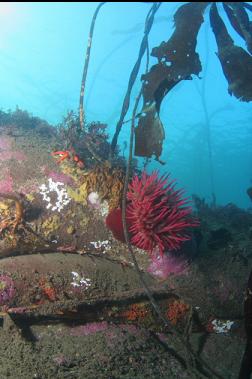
[87,191,100,209]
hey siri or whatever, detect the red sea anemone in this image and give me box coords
[106,171,199,255]
[105,208,126,243]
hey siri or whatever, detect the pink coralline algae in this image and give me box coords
[147,247,189,279]
[0,136,27,161]
[0,151,27,161]
[18,182,39,195]
[0,137,12,150]
[0,275,15,306]
[0,170,13,193]
[69,321,109,336]
[47,171,74,186]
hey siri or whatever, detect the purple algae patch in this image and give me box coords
[0,171,13,192]
[0,275,15,306]
[48,171,74,186]
[69,321,109,336]
[0,151,27,161]
[147,250,189,279]
[0,136,27,161]
[0,136,12,150]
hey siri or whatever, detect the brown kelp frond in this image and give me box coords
[134,109,165,161]
[223,2,252,54]
[142,2,209,111]
[134,2,209,160]
[110,2,162,158]
[132,2,252,160]
[210,2,252,101]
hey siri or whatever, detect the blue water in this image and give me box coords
[0,2,251,208]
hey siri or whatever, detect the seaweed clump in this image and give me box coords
[56,111,123,167]
[56,111,81,150]
[0,107,55,136]
[85,162,125,211]
[85,121,110,158]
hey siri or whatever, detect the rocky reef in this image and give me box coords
[0,111,251,378]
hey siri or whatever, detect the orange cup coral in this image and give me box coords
[166,299,190,325]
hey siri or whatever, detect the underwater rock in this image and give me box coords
[0,253,157,317]
[0,275,15,306]
[238,269,252,379]
[247,186,252,201]
[0,121,125,253]
[0,321,194,379]
[207,227,232,250]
